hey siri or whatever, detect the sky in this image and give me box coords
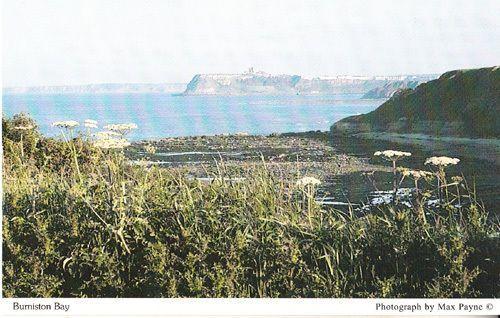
[2,0,499,87]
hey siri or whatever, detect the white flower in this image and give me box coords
[84,122,98,129]
[52,120,79,129]
[296,176,321,187]
[84,119,98,125]
[144,144,157,154]
[93,138,130,149]
[400,168,433,180]
[104,123,137,135]
[94,131,121,139]
[13,125,34,131]
[374,150,412,159]
[425,156,460,167]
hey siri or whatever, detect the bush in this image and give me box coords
[2,115,499,297]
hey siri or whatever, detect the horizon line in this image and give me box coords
[5,65,498,89]
[3,71,444,89]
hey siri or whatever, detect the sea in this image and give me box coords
[2,93,380,140]
[3,92,498,210]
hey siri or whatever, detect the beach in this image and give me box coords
[123,131,500,211]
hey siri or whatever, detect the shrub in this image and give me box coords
[2,115,499,297]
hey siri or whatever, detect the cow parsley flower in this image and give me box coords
[375,150,411,202]
[374,150,412,160]
[52,120,79,129]
[451,176,463,183]
[84,122,98,129]
[424,156,460,167]
[400,168,433,180]
[93,138,131,149]
[84,119,98,125]
[83,119,98,129]
[144,144,157,154]
[296,176,321,187]
[94,131,121,139]
[104,123,138,136]
[13,125,34,131]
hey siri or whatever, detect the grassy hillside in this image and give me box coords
[332,66,500,138]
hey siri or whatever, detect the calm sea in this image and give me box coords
[3,92,498,210]
[2,93,381,140]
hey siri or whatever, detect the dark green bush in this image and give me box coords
[2,115,499,297]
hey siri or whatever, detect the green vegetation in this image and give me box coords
[3,114,499,297]
[333,66,500,137]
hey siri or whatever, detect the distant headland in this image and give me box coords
[183,68,437,96]
[3,69,437,96]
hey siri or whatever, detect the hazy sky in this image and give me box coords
[2,0,499,86]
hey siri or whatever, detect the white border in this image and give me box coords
[1,2,498,317]
[1,298,499,316]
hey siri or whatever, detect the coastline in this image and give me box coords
[129,132,385,177]
[126,132,388,206]
[127,130,500,210]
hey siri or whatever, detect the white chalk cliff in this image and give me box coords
[183,69,437,95]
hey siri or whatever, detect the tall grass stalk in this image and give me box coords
[2,115,499,298]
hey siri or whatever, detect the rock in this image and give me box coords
[361,80,426,99]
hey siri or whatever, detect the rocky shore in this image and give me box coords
[128,133,385,182]
[126,131,499,210]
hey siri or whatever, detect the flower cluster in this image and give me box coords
[92,123,137,150]
[424,156,460,167]
[93,138,131,149]
[104,123,137,136]
[94,131,121,139]
[374,150,412,159]
[144,144,157,154]
[13,125,35,131]
[296,176,321,187]
[400,168,433,180]
[451,176,463,183]
[84,119,98,129]
[52,121,79,129]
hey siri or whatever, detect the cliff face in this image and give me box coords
[361,80,423,99]
[183,71,436,95]
[331,66,500,138]
[183,73,301,95]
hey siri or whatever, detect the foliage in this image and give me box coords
[334,66,500,137]
[2,116,499,297]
